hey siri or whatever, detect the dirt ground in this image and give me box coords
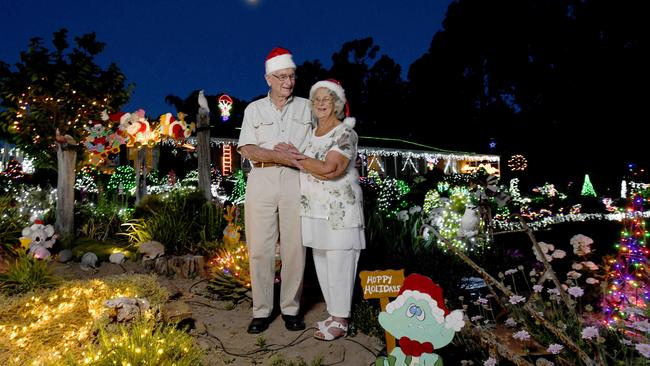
[48,260,384,366]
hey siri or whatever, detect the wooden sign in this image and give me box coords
[359,269,404,353]
[360,269,405,299]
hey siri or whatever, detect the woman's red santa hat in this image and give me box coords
[265,47,296,75]
[309,79,356,128]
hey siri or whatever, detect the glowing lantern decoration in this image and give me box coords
[508,154,528,172]
[218,94,233,122]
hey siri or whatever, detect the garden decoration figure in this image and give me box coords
[198,89,210,112]
[159,112,195,141]
[222,204,241,247]
[378,273,464,366]
[218,94,234,121]
[20,219,57,259]
[457,203,480,239]
[237,46,313,334]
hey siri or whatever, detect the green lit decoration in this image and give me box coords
[107,165,136,195]
[228,170,246,205]
[377,177,410,217]
[581,174,597,197]
[182,170,199,187]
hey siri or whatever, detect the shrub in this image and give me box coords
[71,316,204,366]
[0,251,60,295]
[0,195,26,255]
[122,189,225,255]
[75,194,130,242]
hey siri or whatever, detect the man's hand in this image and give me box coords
[273,143,305,168]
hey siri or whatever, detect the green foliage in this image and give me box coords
[0,251,60,295]
[122,190,225,255]
[228,169,247,204]
[207,262,251,304]
[268,354,324,366]
[68,316,203,366]
[75,194,129,242]
[350,300,384,339]
[0,28,131,166]
[0,195,27,254]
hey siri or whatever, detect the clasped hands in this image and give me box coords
[273,142,306,170]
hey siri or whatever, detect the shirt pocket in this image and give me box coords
[253,120,276,146]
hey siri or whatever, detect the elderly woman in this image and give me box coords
[275,79,365,341]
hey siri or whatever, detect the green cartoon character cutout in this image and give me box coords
[377,274,465,366]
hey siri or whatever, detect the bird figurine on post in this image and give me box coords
[55,128,77,147]
[198,90,210,113]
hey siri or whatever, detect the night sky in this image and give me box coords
[1,0,451,116]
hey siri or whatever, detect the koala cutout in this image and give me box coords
[20,220,57,259]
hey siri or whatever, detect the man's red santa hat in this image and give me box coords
[265,47,296,75]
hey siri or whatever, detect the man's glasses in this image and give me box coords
[271,73,297,83]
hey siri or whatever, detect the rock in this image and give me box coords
[104,297,150,322]
[145,255,207,278]
[139,241,165,260]
[193,319,207,335]
[80,252,98,271]
[57,249,73,263]
[162,301,193,323]
[109,252,126,264]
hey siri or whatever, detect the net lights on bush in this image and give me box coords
[107,165,136,194]
[75,165,99,194]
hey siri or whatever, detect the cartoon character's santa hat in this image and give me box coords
[265,47,296,75]
[386,273,464,331]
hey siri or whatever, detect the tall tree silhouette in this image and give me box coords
[408,0,647,187]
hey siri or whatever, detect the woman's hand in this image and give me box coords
[273,142,306,168]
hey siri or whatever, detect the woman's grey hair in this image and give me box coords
[312,88,346,120]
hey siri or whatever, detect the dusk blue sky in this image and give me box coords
[1,0,452,116]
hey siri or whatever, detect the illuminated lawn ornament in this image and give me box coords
[218,94,233,121]
[377,274,464,366]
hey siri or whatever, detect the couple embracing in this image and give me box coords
[237,47,365,341]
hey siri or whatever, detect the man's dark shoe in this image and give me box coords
[282,314,306,331]
[247,317,271,334]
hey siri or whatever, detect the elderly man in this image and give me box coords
[237,47,313,334]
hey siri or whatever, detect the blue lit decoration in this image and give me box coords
[488,138,497,149]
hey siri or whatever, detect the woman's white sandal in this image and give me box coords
[316,316,333,333]
[314,320,348,341]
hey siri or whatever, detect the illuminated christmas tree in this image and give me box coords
[107,165,136,194]
[581,174,597,197]
[228,170,246,205]
[602,193,650,326]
